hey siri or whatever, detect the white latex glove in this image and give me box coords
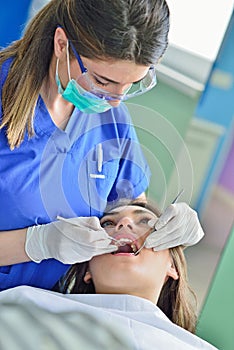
[145,202,204,251]
[25,216,117,264]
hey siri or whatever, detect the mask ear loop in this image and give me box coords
[55,58,65,95]
[55,41,71,85]
[66,40,72,81]
[56,58,60,77]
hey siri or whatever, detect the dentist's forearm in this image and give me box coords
[0,229,30,265]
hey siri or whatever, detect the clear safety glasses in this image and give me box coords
[69,41,157,101]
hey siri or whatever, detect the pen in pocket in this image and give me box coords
[97,143,103,173]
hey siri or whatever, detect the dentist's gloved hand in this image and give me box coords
[25,216,117,264]
[145,202,204,251]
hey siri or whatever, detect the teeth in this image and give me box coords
[131,243,137,253]
[118,238,133,246]
[113,238,138,253]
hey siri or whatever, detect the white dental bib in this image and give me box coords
[0,286,217,350]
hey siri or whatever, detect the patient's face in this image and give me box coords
[101,204,157,247]
[86,205,178,303]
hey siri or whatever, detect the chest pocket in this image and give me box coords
[85,159,120,215]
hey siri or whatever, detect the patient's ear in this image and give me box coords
[167,262,179,280]
[83,271,92,284]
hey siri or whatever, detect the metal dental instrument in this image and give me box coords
[133,189,184,256]
[171,188,184,204]
[133,240,146,255]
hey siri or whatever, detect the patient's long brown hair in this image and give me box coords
[53,201,197,333]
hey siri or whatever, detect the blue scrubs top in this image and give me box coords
[0,58,151,291]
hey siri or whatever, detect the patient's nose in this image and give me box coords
[115,217,134,231]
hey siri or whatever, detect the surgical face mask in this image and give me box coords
[55,45,113,114]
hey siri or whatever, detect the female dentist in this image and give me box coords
[0,0,204,291]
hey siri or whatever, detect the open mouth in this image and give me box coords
[112,241,138,255]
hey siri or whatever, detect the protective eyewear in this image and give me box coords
[69,41,157,101]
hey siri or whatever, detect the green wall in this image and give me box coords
[196,224,234,350]
[129,80,198,135]
[126,80,199,202]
